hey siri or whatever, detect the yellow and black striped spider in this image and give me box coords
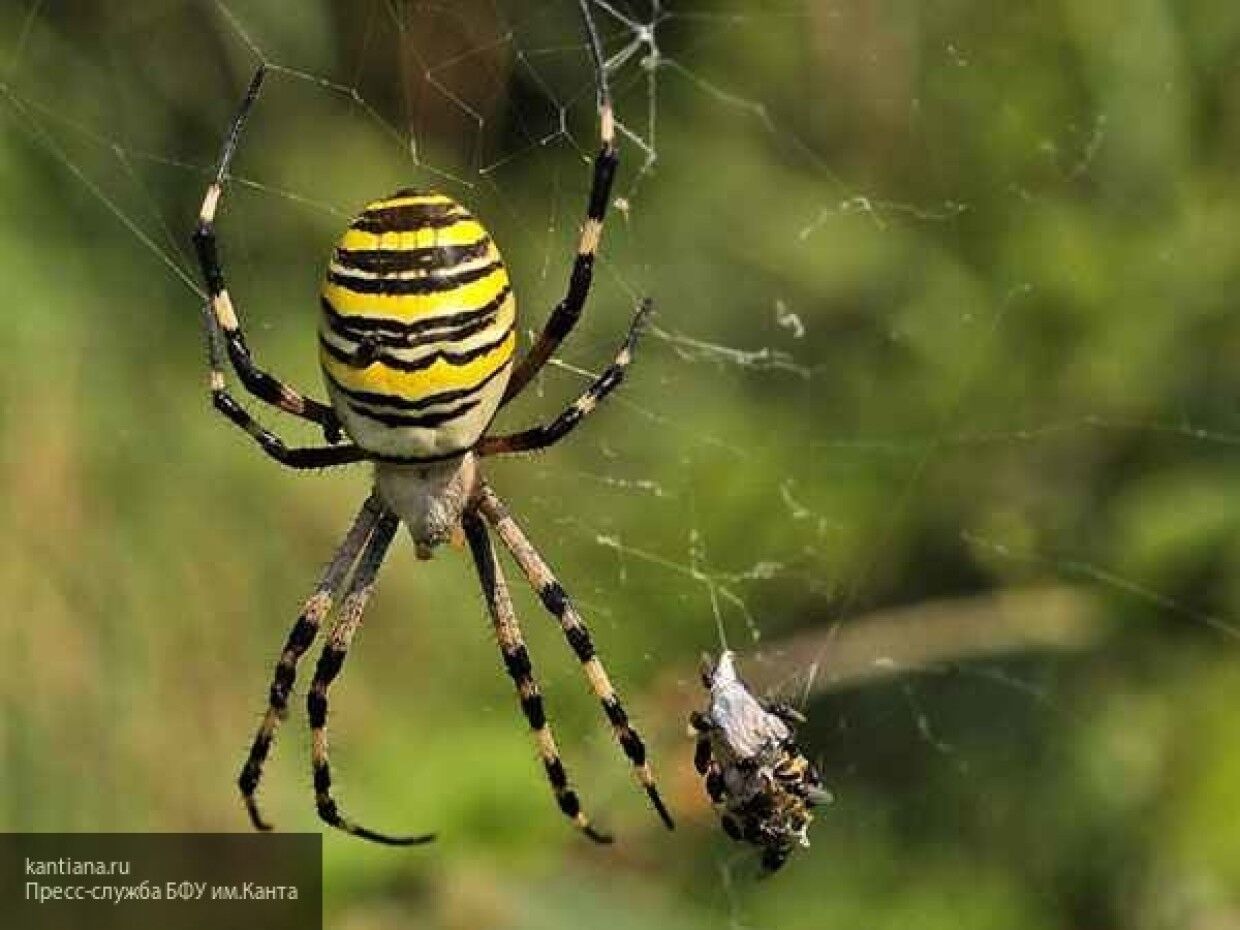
[192,3,671,846]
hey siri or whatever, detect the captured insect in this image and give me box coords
[192,1,672,846]
[691,651,830,872]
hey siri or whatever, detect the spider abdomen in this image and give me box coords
[319,190,515,460]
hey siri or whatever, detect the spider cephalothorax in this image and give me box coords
[192,1,672,847]
[691,651,830,872]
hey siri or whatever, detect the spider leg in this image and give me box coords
[306,510,434,845]
[192,65,345,446]
[478,300,650,457]
[202,302,368,469]
[238,494,383,830]
[500,3,618,406]
[476,484,675,831]
[462,511,611,844]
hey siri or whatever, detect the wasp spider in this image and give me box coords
[692,652,830,872]
[193,4,671,846]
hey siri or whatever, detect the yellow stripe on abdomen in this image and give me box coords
[322,263,509,324]
[339,219,489,254]
[321,327,514,400]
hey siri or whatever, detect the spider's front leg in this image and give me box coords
[462,510,611,844]
[476,484,675,831]
[238,494,383,831]
[305,510,435,846]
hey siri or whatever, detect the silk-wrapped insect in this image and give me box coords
[691,651,831,872]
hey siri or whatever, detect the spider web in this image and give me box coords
[3,1,1238,927]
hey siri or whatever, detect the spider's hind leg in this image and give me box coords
[463,510,612,844]
[478,300,651,458]
[498,10,619,408]
[193,66,342,443]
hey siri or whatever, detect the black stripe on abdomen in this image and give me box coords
[322,302,506,353]
[349,203,468,234]
[320,287,513,339]
[326,260,502,296]
[318,324,512,373]
[334,238,491,274]
[342,397,482,429]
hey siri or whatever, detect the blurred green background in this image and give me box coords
[3,1,1240,927]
